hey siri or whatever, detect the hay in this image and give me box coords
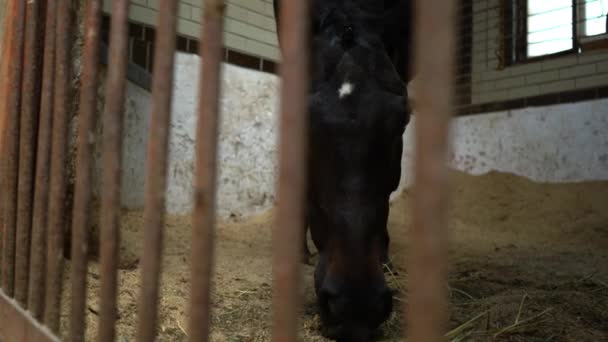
[445,310,489,340]
[57,171,608,341]
[492,308,553,339]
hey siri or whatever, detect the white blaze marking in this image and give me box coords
[338,82,354,99]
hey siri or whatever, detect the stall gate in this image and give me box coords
[0,0,455,341]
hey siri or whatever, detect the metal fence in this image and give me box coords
[0,0,455,341]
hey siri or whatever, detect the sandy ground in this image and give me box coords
[58,170,608,341]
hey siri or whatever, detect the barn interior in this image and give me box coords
[1,0,607,341]
[65,0,608,340]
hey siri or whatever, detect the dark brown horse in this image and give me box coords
[273,0,413,340]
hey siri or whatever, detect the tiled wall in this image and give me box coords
[103,0,280,62]
[99,14,278,85]
[471,0,608,105]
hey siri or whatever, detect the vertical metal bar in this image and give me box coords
[15,0,45,306]
[406,0,455,341]
[187,0,225,341]
[0,0,10,155]
[0,0,13,287]
[271,0,310,341]
[44,0,73,333]
[98,0,129,341]
[28,0,57,320]
[136,0,178,341]
[69,0,101,340]
[1,0,26,298]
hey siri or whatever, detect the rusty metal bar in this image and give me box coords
[69,0,102,341]
[27,0,57,320]
[0,1,8,280]
[271,0,310,341]
[14,0,45,307]
[0,0,11,155]
[136,0,179,341]
[406,0,456,341]
[0,0,13,286]
[187,0,225,341]
[0,290,60,342]
[44,0,73,333]
[98,0,130,341]
[1,0,26,298]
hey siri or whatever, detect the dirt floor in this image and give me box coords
[58,170,608,341]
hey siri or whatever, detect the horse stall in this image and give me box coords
[1,0,607,341]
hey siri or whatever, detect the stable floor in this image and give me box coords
[59,170,608,341]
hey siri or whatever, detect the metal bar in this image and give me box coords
[14,0,45,307]
[0,0,10,154]
[44,0,73,333]
[0,0,14,286]
[136,0,179,341]
[69,0,102,341]
[27,0,57,320]
[187,0,225,341]
[406,0,456,341]
[271,0,310,341]
[98,0,129,341]
[0,290,61,342]
[1,0,26,298]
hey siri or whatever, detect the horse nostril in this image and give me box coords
[320,286,349,319]
[319,285,337,307]
[319,284,337,300]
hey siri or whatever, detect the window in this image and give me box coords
[527,0,574,57]
[507,0,608,62]
[584,0,608,36]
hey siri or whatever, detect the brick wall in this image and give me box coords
[471,0,608,106]
[103,0,279,62]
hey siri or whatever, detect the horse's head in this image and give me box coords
[274,1,412,339]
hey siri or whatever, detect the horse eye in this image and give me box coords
[342,25,354,45]
[319,8,336,31]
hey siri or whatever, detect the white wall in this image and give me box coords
[449,100,608,182]
[167,53,280,217]
[94,52,280,218]
[395,98,608,194]
[97,52,608,218]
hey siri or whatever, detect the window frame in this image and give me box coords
[504,0,608,66]
[578,0,608,37]
[578,0,608,49]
